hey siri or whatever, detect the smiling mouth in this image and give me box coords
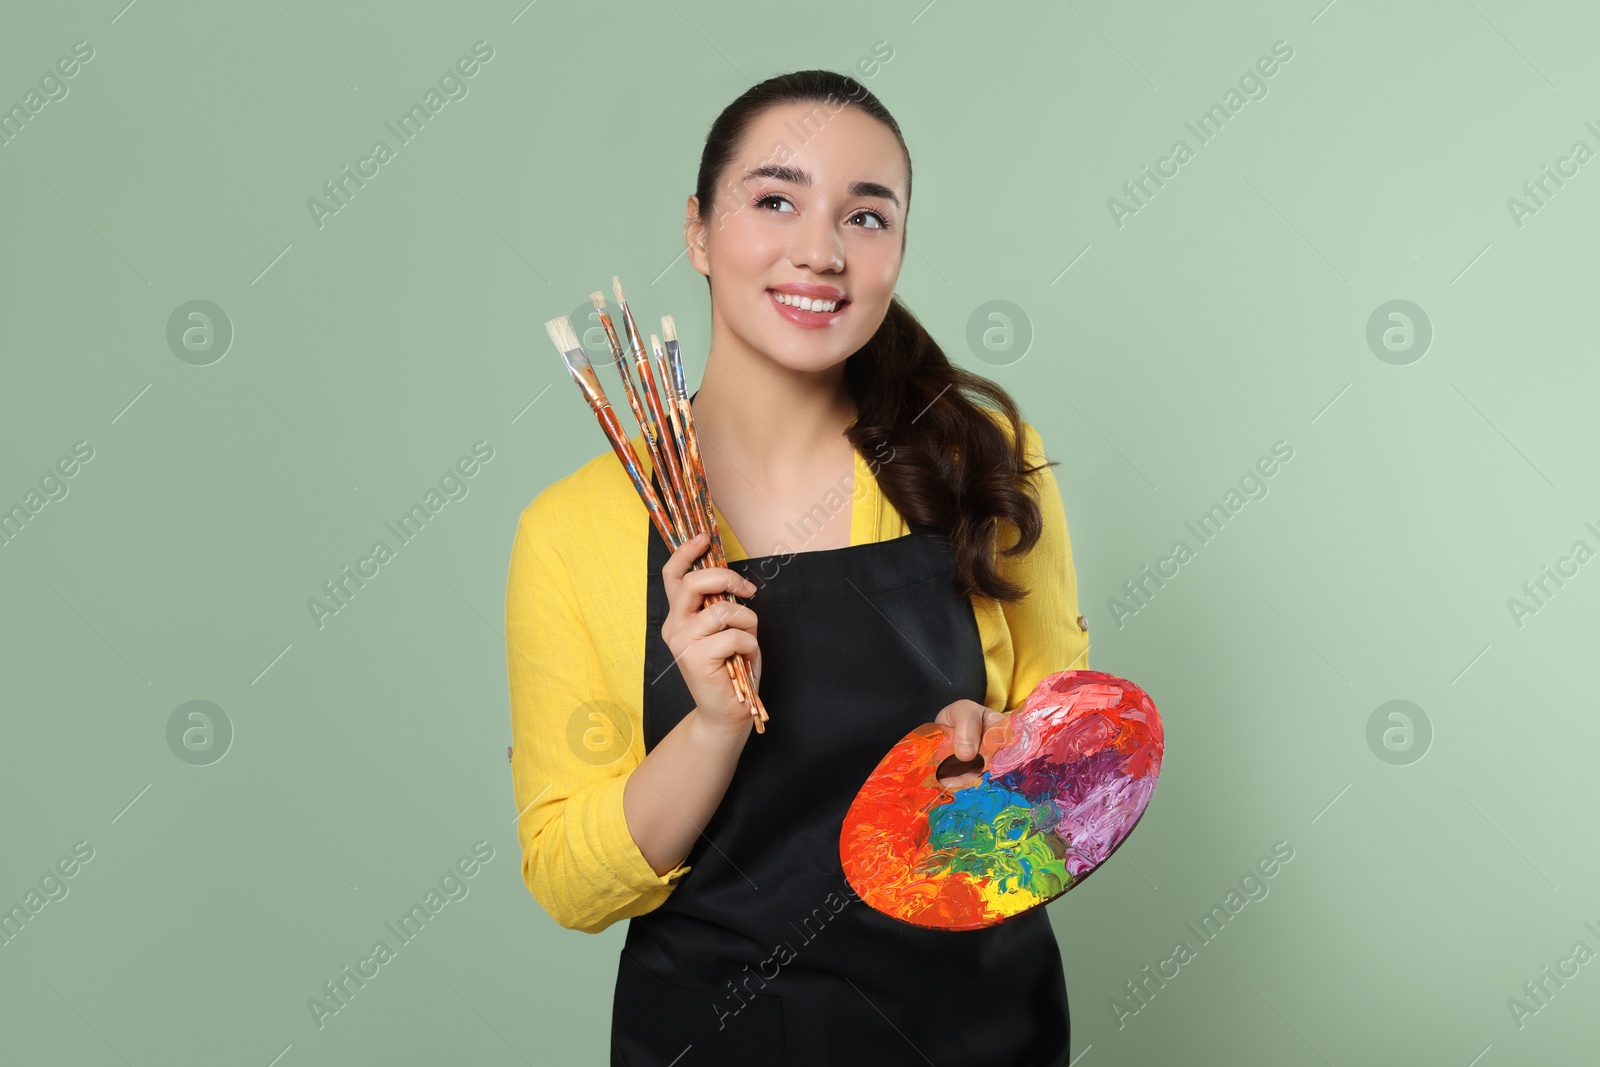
[767,289,850,325]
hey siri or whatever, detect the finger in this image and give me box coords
[680,600,758,643]
[689,628,759,680]
[936,700,982,760]
[934,699,979,727]
[681,566,757,600]
[955,706,983,760]
[668,563,755,620]
[668,567,757,622]
[661,531,710,586]
[933,699,972,728]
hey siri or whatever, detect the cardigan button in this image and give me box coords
[1076,614,1088,632]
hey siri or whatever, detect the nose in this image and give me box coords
[790,210,844,274]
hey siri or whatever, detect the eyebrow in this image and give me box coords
[740,163,902,210]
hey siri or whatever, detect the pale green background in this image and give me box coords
[3,1,1597,1064]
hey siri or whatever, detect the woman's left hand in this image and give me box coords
[933,699,1006,788]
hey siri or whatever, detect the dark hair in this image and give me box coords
[693,69,1054,603]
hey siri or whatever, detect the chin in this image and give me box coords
[762,336,862,374]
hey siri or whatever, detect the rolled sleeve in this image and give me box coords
[506,496,690,934]
[999,421,1090,711]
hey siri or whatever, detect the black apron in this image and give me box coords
[611,468,1071,1066]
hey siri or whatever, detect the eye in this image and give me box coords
[755,193,892,231]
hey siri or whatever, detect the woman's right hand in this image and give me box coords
[660,531,763,736]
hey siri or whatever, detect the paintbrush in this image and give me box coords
[660,316,724,571]
[656,320,767,729]
[546,311,766,731]
[545,316,675,543]
[612,278,697,547]
[589,293,724,592]
[654,334,727,571]
[612,278,765,724]
[592,295,723,598]
[589,292,688,542]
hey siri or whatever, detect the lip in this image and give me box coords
[767,285,849,329]
[769,282,846,300]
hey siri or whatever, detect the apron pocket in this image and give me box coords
[611,951,786,1067]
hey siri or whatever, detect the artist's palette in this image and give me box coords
[840,670,1163,931]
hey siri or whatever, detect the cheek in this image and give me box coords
[826,242,899,346]
[853,237,901,287]
[710,215,785,279]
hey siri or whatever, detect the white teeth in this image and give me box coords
[773,291,840,313]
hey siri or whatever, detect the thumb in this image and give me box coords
[956,715,980,760]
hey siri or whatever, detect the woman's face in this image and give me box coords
[685,101,909,375]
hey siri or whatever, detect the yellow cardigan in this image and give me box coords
[505,416,1089,933]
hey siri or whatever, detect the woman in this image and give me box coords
[506,69,1090,1066]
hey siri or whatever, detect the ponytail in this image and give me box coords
[844,297,1052,603]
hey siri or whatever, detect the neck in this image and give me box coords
[691,331,856,477]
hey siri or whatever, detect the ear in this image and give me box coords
[684,195,710,278]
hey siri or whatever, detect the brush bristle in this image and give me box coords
[661,315,677,342]
[544,316,581,353]
[589,292,607,310]
[612,275,628,306]
[649,333,664,356]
